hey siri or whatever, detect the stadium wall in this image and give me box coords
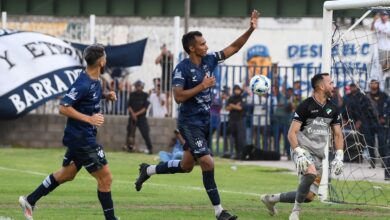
[0,114,176,152]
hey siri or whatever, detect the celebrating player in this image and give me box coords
[134,9,259,220]
[19,44,119,220]
[260,73,344,220]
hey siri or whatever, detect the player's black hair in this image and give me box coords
[182,31,203,55]
[311,73,330,90]
[83,44,105,66]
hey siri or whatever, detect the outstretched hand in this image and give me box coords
[250,10,260,30]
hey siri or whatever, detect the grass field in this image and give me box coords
[1,148,390,220]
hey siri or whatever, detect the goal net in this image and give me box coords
[321,0,390,207]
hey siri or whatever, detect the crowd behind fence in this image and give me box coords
[32,64,372,158]
[5,16,388,163]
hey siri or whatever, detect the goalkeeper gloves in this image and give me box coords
[294,147,312,173]
[331,149,344,175]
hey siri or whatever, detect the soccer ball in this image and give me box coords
[249,75,271,95]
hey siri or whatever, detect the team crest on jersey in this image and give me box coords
[97,149,105,158]
[195,139,203,148]
[325,108,332,115]
[65,88,78,100]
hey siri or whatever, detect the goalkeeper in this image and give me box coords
[260,73,344,220]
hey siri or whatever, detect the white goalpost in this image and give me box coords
[320,0,390,203]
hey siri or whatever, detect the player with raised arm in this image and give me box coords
[134,10,259,220]
[19,44,119,220]
[260,73,344,220]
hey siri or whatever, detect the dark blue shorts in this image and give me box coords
[62,144,107,173]
[178,123,210,158]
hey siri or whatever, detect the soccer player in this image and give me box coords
[19,44,119,220]
[260,73,344,220]
[134,10,259,220]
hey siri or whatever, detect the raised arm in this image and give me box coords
[222,10,259,59]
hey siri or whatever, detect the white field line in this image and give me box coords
[0,166,261,197]
[2,166,390,210]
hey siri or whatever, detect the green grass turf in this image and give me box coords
[0,148,389,220]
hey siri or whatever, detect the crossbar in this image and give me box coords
[325,0,390,11]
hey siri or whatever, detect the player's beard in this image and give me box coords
[325,90,333,99]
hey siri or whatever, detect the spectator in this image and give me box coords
[293,80,302,102]
[226,85,245,159]
[285,87,295,158]
[117,78,132,115]
[100,72,114,113]
[366,78,390,173]
[149,77,161,94]
[252,92,270,150]
[342,83,378,167]
[286,87,296,113]
[149,82,167,118]
[242,83,253,146]
[109,76,122,114]
[159,129,185,163]
[272,85,291,157]
[331,86,343,112]
[210,88,223,154]
[220,87,231,158]
[155,44,173,93]
[126,80,154,154]
[210,92,221,133]
[111,67,123,78]
[371,10,390,72]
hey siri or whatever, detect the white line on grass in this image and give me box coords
[0,166,261,197]
[3,166,390,210]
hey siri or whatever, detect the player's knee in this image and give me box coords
[180,164,194,173]
[97,173,113,190]
[199,157,214,171]
[306,165,317,175]
[305,192,316,202]
[102,173,113,186]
